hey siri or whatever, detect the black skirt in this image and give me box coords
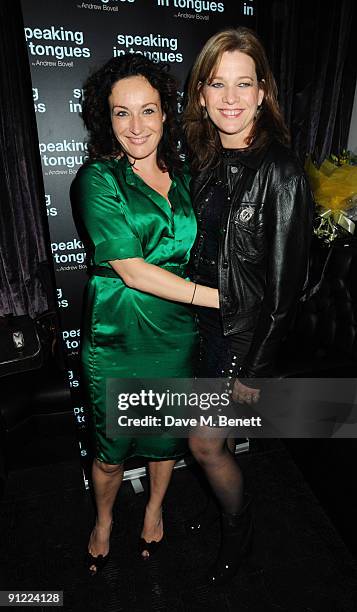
[196,306,253,378]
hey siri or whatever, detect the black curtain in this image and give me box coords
[256,0,357,165]
[0,1,55,318]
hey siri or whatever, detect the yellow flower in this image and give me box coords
[305,157,357,211]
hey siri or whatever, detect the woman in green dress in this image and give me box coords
[71,54,219,574]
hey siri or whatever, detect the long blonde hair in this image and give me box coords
[184,27,290,171]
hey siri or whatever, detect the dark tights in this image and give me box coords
[192,306,253,516]
[189,432,244,515]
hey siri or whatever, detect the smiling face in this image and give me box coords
[108,75,165,162]
[200,50,264,148]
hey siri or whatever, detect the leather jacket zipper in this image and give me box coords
[218,165,244,330]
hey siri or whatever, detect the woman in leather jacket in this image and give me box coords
[183,27,314,586]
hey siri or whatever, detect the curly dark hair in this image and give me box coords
[81,54,183,173]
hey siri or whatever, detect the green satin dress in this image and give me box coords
[72,156,198,463]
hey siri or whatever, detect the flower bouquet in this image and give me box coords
[305,151,357,245]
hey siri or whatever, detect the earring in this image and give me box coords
[255,104,262,119]
[201,107,208,119]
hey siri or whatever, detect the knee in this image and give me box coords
[94,459,123,475]
[189,438,224,466]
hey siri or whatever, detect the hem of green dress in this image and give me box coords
[95,450,187,464]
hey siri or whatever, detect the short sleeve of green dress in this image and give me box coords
[72,157,198,463]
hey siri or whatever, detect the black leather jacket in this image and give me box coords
[190,140,315,377]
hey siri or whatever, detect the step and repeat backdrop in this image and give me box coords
[21,0,256,482]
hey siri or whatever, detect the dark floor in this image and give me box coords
[0,439,357,612]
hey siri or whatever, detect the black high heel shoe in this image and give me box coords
[138,536,164,560]
[139,508,164,560]
[207,495,253,587]
[86,521,113,576]
[86,551,110,576]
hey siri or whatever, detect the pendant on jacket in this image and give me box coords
[238,206,255,223]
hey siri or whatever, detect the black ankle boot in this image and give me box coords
[207,495,253,587]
